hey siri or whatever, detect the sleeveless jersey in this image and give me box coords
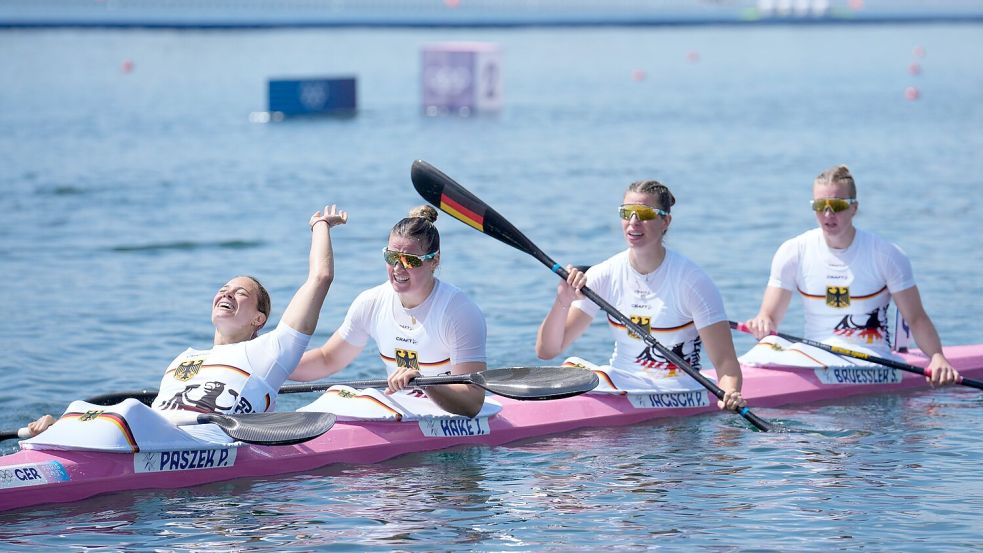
[768,227,915,352]
[572,249,728,373]
[335,279,486,377]
[152,322,311,415]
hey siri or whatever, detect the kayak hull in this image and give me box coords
[3,345,981,513]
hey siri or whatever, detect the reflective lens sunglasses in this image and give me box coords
[618,204,668,221]
[810,197,857,213]
[382,248,438,269]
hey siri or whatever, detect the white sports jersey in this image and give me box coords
[572,249,728,373]
[153,322,311,415]
[335,279,486,376]
[768,227,915,352]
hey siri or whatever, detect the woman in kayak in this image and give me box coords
[535,180,747,412]
[25,204,349,437]
[290,205,486,418]
[741,164,959,385]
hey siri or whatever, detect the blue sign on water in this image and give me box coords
[267,77,357,117]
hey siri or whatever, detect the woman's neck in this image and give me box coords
[823,225,857,250]
[213,328,255,346]
[399,278,437,309]
[629,243,667,275]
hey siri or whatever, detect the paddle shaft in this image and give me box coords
[731,321,983,390]
[81,370,573,407]
[409,160,770,431]
[83,377,474,406]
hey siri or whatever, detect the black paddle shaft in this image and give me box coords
[730,321,983,391]
[409,160,770,431]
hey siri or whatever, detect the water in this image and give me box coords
[1,24,982,551]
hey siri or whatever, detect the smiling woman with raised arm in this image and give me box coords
[742,164,959,386]
[535,180,746,413]
[23,204,348,438]
[290,205,487,418]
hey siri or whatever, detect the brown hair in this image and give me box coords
[243,275,271,325]
[814,165,857,198]
[391,205,440,254]
[627,180,676,213]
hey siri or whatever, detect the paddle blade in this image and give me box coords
[473,366,599,400]
[410,160,545,260]
[198,412,336,446]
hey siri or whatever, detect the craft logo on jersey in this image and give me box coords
[174,359,204,382]
[826,286,850,308]
[628,315,652,340]
[395,348,420,369]
[79,410,104,422]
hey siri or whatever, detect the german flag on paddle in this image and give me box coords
[440,192,485,232]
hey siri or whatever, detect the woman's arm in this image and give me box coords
[744,286,792,340]
[290,332,364,382]
[279,205,348,335]
[893,286,959,386]
[536,266,593,359]
[389,360,487,418]
[699,320,747,411]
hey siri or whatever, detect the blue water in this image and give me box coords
[1,24,982,551]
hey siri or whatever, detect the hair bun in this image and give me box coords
[408,204,439,223]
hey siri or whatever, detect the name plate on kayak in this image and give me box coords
[0,461,70,490]
[627,390,710,409]
[418,417,491,438]
[815,367,903,385]
[134,448,238,473]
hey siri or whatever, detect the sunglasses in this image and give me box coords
[618,204,668,221]
[382,248,438,269]
[810,197,857,213]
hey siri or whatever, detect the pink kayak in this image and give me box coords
[2,345,981,513]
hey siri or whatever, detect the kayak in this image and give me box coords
[2,345,982,513]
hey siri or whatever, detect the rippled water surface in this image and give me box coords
[1,23,982,551]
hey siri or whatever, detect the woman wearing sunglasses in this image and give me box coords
[290,205,486,417]
[535,180,747,413]
[742,164,959,386]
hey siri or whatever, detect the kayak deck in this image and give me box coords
[3,345,982,513]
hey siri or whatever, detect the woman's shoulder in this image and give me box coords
[665,249,713,279]
[351,281,394,306]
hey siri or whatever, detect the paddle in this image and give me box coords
[409,159,772,431]
[730,321,983,390]
[40,366,600,409]
[2,366,592,442]
[279,366,599,400]
[0,411,336,446]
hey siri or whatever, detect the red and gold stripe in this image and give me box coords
[379,353,451,368]
[61,411,140,453]
[606,316,694,333]
[324,389,403,420]
[439,193,484,232]
[798,285,887,300]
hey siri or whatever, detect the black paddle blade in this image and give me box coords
[410,160,544,259]
[474,367,599,400]
[198,412,336,446]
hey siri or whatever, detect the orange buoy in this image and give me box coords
[904,86,920,101]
